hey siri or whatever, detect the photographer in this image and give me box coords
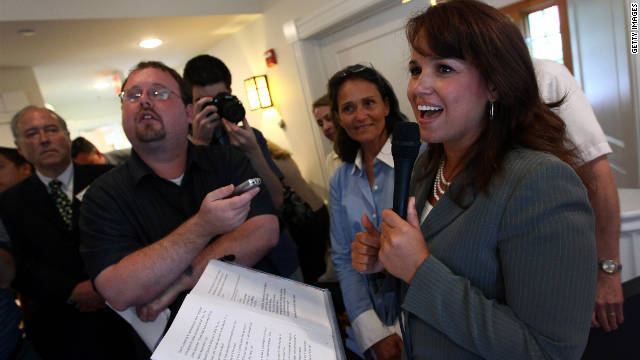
[183,55,283,211]
[183,55,302,280]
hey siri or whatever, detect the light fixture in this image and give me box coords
[139,38,162,49]
[244,75,273,110]
[93,81,110,89]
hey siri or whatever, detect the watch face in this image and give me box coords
[602,261,616,273]
[599,260,621,274]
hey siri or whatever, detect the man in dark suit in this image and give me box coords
[0,106,135,359]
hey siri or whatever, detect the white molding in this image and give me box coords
[289,40,333,189]
[606,135,626,149]
[289,0,399,42]
[626,0,640,186]
[282,0,402,191]
[282,0,412,193]
[284,1,392,43]
[567,0,583,87]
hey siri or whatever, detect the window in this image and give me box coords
[501,0,573,73]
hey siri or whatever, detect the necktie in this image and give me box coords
[49,179,72,230]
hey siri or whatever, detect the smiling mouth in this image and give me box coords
[354,124,373,131]
[417,105,443,118]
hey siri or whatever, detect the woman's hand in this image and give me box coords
[379,197,429,284]
[351,214,385,274]
[370,333,403,360]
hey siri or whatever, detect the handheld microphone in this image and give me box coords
[391,122,420,360]
[392,122,421,219]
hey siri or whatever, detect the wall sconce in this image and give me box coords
[244,75,273,110]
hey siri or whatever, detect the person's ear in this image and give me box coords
[186,103,194,124]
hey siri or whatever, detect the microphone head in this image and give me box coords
[392,122,420,160]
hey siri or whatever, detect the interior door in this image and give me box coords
[317,1,426,137]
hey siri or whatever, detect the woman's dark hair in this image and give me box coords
[327,64,407,162]
[406,0,582,194]
[0,147,33,171]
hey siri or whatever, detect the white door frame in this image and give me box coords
[282,0,401,189]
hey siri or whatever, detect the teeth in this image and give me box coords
[143,115,152,119]
[417,105,442,111]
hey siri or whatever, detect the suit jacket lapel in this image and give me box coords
[24,175,68,232]
[418,170,476,240]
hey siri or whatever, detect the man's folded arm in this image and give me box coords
[94,213,217,311]
[134,214,279,322]
[192,213,279,276]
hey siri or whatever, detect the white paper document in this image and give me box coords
[111,305,170,350]
[152,259,345,360]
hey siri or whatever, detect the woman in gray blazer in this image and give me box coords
[351,1,597,358]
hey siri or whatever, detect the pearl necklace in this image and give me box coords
[433,159,451,201]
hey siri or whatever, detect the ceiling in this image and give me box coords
[0,0,263,130]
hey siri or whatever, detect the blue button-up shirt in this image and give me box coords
[330,138,400,352]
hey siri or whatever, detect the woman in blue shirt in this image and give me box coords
[328,64,408,360]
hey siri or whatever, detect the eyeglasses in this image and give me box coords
[119,86,179,103]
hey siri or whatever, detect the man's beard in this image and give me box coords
[136,121,166,142]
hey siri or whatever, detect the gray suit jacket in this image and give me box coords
[400,149,596,359]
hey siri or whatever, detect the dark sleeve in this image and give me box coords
[0,219,10,250]
[252,128,284,180]
[79,174,144,281]
[225,146,277,219]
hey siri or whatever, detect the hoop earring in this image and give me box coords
[489,101,494,120]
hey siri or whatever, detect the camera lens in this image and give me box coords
[212,93,246,124]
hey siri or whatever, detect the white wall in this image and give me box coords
[203,0,640,195]
[569,0,639,187]
[0,0,262,21]
[0,66,45,147]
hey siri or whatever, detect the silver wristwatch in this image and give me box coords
[598,259,622,274]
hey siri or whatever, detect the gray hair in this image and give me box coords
[11,106,69,139]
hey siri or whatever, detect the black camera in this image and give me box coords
[204,92,246,124]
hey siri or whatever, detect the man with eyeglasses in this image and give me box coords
[79,62,279,349]
[0,106,135,359]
